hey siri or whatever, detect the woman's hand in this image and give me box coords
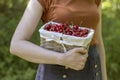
[60,47,88,70]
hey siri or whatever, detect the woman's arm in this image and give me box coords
[10,0,87,70]
[10,0,63,64]
[96,5,107,80]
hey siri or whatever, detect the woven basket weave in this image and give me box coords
[39,21,94,53]
[40,38,81,53]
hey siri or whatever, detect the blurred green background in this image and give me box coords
[0,0,120,80]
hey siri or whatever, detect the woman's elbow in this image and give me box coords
[10,40,19,55]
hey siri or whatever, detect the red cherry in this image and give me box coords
[72,31,79,36]
[82,29,89,34]
[62,23,69,27]
[66,31,73,35]
[83,34,87,37]
[44,22,89,37]
[44,24,52,31]
[59,24,64,29]
[65,27,71,32]
[73,25,79,30]
[79,32,84,37]
[58,29,63,33]
[78,29,83,32]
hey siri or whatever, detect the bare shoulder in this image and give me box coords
[11,0,43,41]
[96,4,102,38]
[29,0,43,11]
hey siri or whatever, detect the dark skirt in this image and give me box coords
[35,45,102,80]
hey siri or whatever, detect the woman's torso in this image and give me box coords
[38,0,101,45]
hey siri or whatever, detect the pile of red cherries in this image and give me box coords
[44,23,89,37]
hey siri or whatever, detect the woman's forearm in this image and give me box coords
[96,5,107,79]
[97,40,107,80]
[10,40,63,65]
[10,0,63,65]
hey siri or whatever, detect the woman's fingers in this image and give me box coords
[73,47,87,54]
[80,56,87,62]
[62,47,89,70]
[72,62,85,70]
[69,55,87,70]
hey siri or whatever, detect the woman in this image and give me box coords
[10,0,107,80]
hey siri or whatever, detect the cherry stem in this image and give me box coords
[80,21,83,26]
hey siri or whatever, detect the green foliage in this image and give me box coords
[0,0,120,80]
[0,0,40,80]
[102,16,120,80]
[102,0,120,80]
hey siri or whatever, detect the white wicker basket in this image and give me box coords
[39,21,94,52]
